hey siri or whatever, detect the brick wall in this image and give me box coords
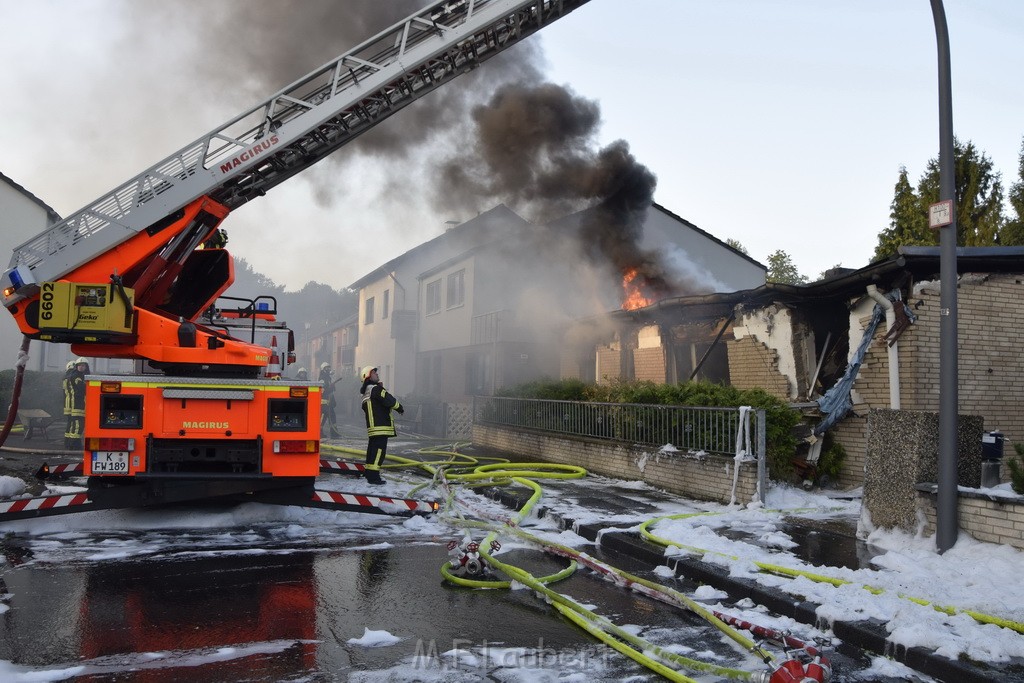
[560,352,581,380]
[832,415,867,488]
[916,490,1024,551]
[902,275,1024,452]
[726,336,790,400]
[473,424,760,505]
[842,274,1024,487]
[633,347,665,383]
[596,345,620,384]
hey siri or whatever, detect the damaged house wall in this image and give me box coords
[826,295,895,488]
[825,270,1024,489]
[726,305,813,402]
[582,316,730,386]
[890,274,1022,462]
[902,273,1024,446]
[559,249,1024,498]
[592,326,665,385]
[633,325,666,382]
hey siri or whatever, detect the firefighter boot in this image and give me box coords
[365,443,386,484]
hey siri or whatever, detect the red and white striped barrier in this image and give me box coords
[319,459,365,473]
[0,492,92,517]
[46,462,84,477]
[312,489,435,515]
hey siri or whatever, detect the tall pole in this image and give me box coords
[930,0,958,553]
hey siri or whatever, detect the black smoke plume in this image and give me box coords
[436,82,677,301]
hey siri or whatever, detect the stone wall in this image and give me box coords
[862,409,983,531]
[473,424,760,506]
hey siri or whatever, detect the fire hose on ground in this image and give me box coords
[639,511,1024,636]
[325,441,835,682]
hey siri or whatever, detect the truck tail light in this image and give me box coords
[87,437,135,451]
[273,440,318,454]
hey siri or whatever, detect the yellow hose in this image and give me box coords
[321,441,778,679]
[641,511,1024,636]
[483,546,756,681]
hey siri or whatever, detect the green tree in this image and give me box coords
[765,250,808,285]
[725,238,748,254]
[874,166,930,260]
[875,139,1007,258]
[1002,137,1024,246]
[916,139,1004,247]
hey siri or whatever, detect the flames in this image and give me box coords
[621,268,655,311]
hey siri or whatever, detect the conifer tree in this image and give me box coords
[1002,137,1024,246]
[915,139,1005,247]
[874,166,930,261]
[875,139,1007,256]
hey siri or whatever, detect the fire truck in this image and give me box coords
[0,0,591,522]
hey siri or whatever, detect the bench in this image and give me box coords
[18,409,55,439]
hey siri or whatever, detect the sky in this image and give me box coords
[1,454,1023,680]
[0,0,1022,291]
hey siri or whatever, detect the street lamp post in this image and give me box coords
[929,0,959,553]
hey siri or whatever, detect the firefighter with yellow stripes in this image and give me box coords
[63,357,89,449]
[359,366,403,485]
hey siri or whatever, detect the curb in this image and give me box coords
[483,486,1017,683]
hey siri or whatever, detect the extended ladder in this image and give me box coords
[3,0,592,304]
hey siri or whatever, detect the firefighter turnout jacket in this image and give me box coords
[361,382,402,437]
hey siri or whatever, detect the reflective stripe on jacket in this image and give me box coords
[64,373,86,417]
[361,383,401,437]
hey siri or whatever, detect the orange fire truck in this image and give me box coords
[0,0,590,522]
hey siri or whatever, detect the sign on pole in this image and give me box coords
[929,200,953,229]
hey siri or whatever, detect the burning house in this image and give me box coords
[345,201,762,436]
[560,246,1024,490]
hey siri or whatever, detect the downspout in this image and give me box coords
[866,285,900,409]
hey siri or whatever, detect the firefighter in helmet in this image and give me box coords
[61,360,75,444]
[319,362,340,438]
[63,357,89,449]
[359,365,403,485]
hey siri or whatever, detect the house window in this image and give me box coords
[431,356,443,395]
[466,352,490,395]
[418,354,443,394]
[365,297,375,325]
[447,269,465,309]
[426,279,441,315]
[382,289,390,319]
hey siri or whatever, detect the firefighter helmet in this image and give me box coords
[360,366,377,382]
[66,360,75,371]
[320,362,330,371]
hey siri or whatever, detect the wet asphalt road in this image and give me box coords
[0,520,795,681]
[0,431,892,682]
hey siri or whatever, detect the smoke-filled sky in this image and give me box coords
[1,0,1022,291]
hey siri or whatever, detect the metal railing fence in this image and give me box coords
[473,396,767,501]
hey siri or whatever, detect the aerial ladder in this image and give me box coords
[0,0,592,521]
